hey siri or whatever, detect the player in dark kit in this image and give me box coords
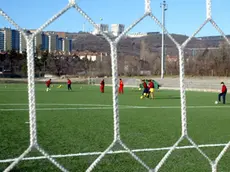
[100,79,105,93]
[218,82,227,104]
[142,80,149,97]
[67,78,72,91]
[46,79,51,92]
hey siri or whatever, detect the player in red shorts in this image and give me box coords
[100,79,105,93]
[46,79,51,92]
[119,79,124,94]
[67,78,72,91]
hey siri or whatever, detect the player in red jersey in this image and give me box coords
[100,79,105,93]
[141,79,149,98]
[119,79,124,94]
[218,82,227,104]
[46,79,51,92]
[148,79,155,99]
[67,78,72,91]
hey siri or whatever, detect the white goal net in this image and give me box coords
[1,0,230,171]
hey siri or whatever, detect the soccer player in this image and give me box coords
[67,78,72,91]
[100,79,105,93]
[148,79,155,99]
[218,82,227,104]
[46,79,51,92]
[119,79,124,94]
[141,79,149,97]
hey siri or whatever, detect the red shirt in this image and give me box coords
[120,80,124,87]
[143,82,147,88]
[46,80,51,86]
[148,81,154,89]
[100,80,105,87]
[222,85,227,93]
[67,79,71,85]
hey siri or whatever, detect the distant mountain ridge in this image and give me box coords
[71,32,230,56]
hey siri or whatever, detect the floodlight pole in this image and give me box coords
[160,0,167,79]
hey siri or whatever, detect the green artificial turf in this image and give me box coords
[0,83,230,172]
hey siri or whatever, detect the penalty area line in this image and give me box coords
[0,143,227,163]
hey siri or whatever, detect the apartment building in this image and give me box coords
[1,28,72,53]
[111,24,125,37]
[93,24,109,35]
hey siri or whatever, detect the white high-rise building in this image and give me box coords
[93,24,109,35]
[62,37,70,53]
[48,33,58,52]
[19,32,26,53]
[111,24,125,37]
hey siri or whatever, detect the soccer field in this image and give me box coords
[0,83,230,172]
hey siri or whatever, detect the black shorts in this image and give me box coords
[143,88,149,93]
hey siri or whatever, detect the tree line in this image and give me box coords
[0,43,230,77]
[0,49,111,77]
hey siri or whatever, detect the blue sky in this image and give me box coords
[0,0,229,37]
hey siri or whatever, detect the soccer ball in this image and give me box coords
[215,101,218,104]
[140,96,144,99]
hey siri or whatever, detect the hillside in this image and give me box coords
[71,32,226,57]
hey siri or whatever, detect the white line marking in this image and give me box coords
[0,107,114,111]
[0,103,112,106]
[0,105,230,111]
[0,90,27,92]
[0,143,227,163]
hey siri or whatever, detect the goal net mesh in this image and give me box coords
[1,0,230,171]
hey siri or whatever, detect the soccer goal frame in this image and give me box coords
[1,0,230,171]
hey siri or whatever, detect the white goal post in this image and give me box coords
[0,0,230,172]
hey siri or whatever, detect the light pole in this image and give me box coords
[160,0,167,79]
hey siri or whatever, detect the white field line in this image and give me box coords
[0,143,227,163]
[0,107,114,111]
[93,84,222,93]
[0,105,230,111]
[0,103,112,106]
[0,86,223,94]
[0,90,29,92]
